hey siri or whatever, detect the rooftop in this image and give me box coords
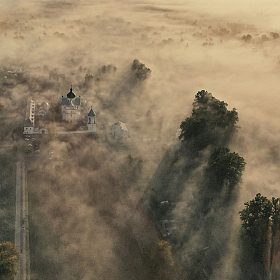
[88,108,96,117]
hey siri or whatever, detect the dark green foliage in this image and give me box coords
[148,91,242,279]
[131,59,151,80]
[271,197,280,235]
[239,194,280,279]
[240,194,272,242]
[207,147,245,188]
[193,89,214,107]
[0,242,20,279]
[179,90,238,150]
[198,147,245,216]
[179,117,208,139]
[184,147,245,278]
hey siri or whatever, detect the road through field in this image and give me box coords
[14,161,26,280]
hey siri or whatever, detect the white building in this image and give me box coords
[61,86,81,122]
[23,100,48,135]
[111,121,128,139]
[38,101,49,117]
[87,108,96,132]
[33,128,48,134]
[23,100,35,134]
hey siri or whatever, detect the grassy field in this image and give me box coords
[0,147,17,243]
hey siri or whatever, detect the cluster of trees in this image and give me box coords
[241,32,279,44]
[0,242,20,279]
[199,147,246,212]
[131,59,151,80]
[239,193,280,279]
[242,34,253,42]
[146,90,245,279]
[177,92,245,279]
[98,64,117,75]
[206,147,245,190]
[179,90,238,150]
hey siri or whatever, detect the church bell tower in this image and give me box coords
[87,107,96,132]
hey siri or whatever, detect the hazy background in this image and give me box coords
[1,0,280,278]
[1,0,275,201]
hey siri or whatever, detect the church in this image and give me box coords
[61,86,81,122]
[86,107,96,132]
[61,86,97,133]
[23,86,97,135]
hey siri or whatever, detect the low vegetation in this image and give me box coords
[0,242,20,279]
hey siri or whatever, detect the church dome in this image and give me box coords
[67,86,76,99]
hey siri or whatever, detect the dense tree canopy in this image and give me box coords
[207,147,245,188]
[179,90,239,149]
[240,194,273,240]
[131,59,151,80]
[197,147,246,215]
[0,242,20,279]
[239,194,280,279]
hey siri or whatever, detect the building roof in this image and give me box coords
[113,121,128,131]
[67,86,76,99]
[88,108,96,117]
[40,101,49,108]
[62,97,81,106]
[24,100,35,127]
[119,121,128,131]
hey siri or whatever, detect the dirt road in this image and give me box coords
[14,161,27,280]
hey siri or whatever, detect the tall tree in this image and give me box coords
[207,147,245,190]
[179,90,238,150]
[239,194,280,279]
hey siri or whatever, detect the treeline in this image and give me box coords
[146,90,246,279]
[239,193,280,279]
[145,90,280,279]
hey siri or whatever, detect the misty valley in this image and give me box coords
[1,1,280,279]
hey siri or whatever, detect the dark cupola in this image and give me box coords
[88,108,96,117]
[67,86,76,99]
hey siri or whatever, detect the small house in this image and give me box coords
[111,121,128,139]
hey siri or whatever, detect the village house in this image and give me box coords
[23,100,48,135]
[111,121,128,139]
[23,100,35,134]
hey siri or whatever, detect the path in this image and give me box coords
[14,161,27,280]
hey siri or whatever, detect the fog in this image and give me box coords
[1,0,280,279]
